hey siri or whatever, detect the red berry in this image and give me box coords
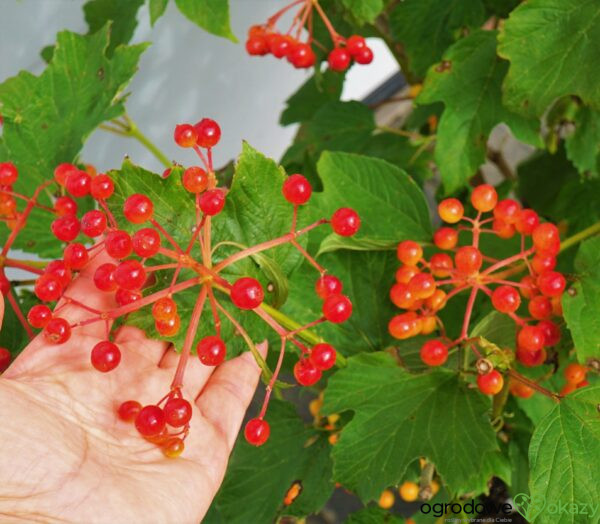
[197,335,227,366]
[395,265,419,284]
[270,35,294,58]
[390,282,414,309]
[91,341,121,372]
[80,210,107,237]
[477,370,504,395]
[199,189,225,216]
[0,162,18,185]
[132,228,161,257]
[231,277,264,310]
[63,243,89,270]
[246,35,268,55]
[531,254,556,274]
[294,358,322,386]
[115,288,142,306]
[536,270,566,297]
[118,400,142,422]
[54,163,78,186]
[182,166,209,193]
[331,208,360,236]
[162,168,172,178]
[346,35,366,56]
[27,304,52,328]
[0,348,11,373]
[45,260,72,288]
[328,48,351,72]
[309,343,336,370]
[491,285,521,313]
[94,263,117,292]
[388,312,421,340]
[124,194,153,224]
[244,418,270,446]
[493,219,517,239]
[114,260,146,290]
[135,405,166,437]
[282,174,312,205]
[51,215,80,242]
[315,274,343,299]
[438,198,463,223]
[519,275,539,299]
[454,246,482,275]
[516,346,546,367]
[471,184,497,212]
[396,240,422,266]
[164,398,193,427]
[194,118,221,148]
[0,194,16,216]
[528,296,552,320]
[155,315,181,336]
[433,227,458,250]
[152,297,177,321]
[54,196,78,216]
[34,273,63,302]
[493,199,521,224]
[65,170,91,197]
[354,46,374,65]
[537,320,561,346]
[289,43,316,68]
[43,317,71,344]
[564,363,587,384]
[429,253,453,277]
[420,340,448,366]
[532,223,560,253]
[105,230,133,259]
[89,173,114,200]
[517,325,545,351]
[174,124,197,147]
[322,294,352,323]
[0,273,9,296]
[515,209,539,235]
[408,273,436,299]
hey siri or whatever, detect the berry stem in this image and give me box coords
[6,289,34,339]
[267,0,305,26]
[480,248,535,276]
[286,317,325,338]
[291,238,325,273]
[460,286,479,340]
[312,0,342,44]
[508,369,560,401]
[559,220,600,252]
[98,199,119,229]
[258,337,287,419]
[146,263,181,273]
[3,259,45,275]
[206,285,222,336]
[150,219,184,254]
[123,117,171,169]
[192,146,210,172]
[2,190,54,213]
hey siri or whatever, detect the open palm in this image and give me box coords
[0,253,266,523]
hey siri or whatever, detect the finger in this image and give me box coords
[159,346,215,397]
[195,341,268,451]
[53,248,118,339]
[113,325,169,366]
[0,290,4,329]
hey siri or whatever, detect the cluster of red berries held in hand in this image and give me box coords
[246,0,373,72]
[1,116,362,453]
[388,184,574,397]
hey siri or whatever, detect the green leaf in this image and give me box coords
[389,0,485,78]
[322,353,498,500]
[483,0,520,18]
[339,0,384,24]
[208,400,334,523]
[507,402,533,496]
[317,236,396,257]
[174,0,236,41]
[471,311,516,349]
[498,0,600,118]
[562,236,600,363]
[418,30,541,194]
[528,386,600,524]
[84,0,145,55]
[148,0,169,26]
[565,106,600,177]
[280,71,344,126]
[0,28,147,191]
[0,290,37,355]
[345,506,405,524]
[314,151,432,247]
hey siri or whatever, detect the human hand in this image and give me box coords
[0,252,266,523]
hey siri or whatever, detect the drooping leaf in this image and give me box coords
[174,0,236,41]
[471,310,517,349]
[84,0,145,55]
[148,0,169,26]
[389,0,485,78]
[207,400,334,523]
[565,106,600,177]
[528,386,600,524]
[562,236,600,363]
[498,0,600,117]
[339,0,384,24]
[322,353,498,500]
[280,71,345,126]
[418,30,541,194]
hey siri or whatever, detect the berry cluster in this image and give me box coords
[389,184,574,397]
[245,0,373,71]
[0,118,361,453]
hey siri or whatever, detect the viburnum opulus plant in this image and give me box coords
[0,120,360,455]
[245,0,373,71]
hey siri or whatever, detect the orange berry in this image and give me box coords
[471,184,497,212]
[438,198,464,224]
[399,481,419,502]
[397,240,423,266]
[378,489,395,509]
[564,363,587,385]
